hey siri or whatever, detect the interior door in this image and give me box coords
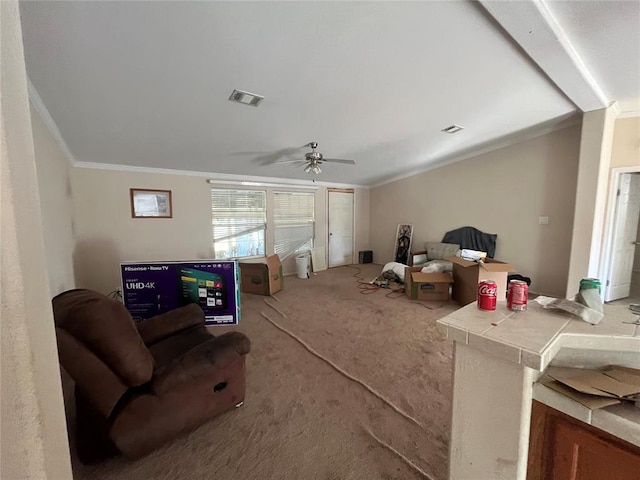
[328,190,354,268]
[606,173,640,301]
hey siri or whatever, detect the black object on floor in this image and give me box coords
[359,250,373,264]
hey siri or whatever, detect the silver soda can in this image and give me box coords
[507,280,528,311]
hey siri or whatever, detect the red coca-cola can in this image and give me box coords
[477,280,497,311]
[507,280,528,311]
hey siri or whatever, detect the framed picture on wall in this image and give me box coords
[393,224,413,265]
[130,189,173,218]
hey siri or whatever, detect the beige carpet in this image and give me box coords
[68,264,460,480]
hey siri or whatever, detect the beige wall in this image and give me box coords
[611,116,640,169]
[72,168,213,294]
[354,187,370,256]
[0,1,73,478]
[31,105,76,295]
[370,125,582,297]
[71,167,369,292]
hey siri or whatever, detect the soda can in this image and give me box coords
[507,280,528,311]
[478,280,497,311]
[579,278,601,294]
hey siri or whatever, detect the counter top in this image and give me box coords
[436,301,640,371]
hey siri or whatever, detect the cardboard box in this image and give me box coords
[404,266,453,302]
[445,256,515,306]
[541,366,640,410]
[239,255,283,296]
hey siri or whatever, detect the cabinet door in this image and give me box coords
[553,418,640,480]
[528,401,640,480]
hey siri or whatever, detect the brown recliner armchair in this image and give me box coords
[52,289,250,463]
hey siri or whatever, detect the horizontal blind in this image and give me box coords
[211,189,266,258]
[274,191,314,260]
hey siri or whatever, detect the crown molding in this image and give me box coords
[27,77,77,166]
[370,113,582,189]
[618,110,640,119]
[73,161,369,189]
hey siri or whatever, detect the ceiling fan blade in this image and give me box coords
[322,158,356,165]
[273,159,305,165]
[228,151,268,155]
[232,145,308,165]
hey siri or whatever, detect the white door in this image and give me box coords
[606,174,640,301]
[328,190,354,268]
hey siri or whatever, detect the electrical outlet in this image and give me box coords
[539,216,549,225]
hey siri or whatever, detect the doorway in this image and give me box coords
[603,171,640,303]
[327,189,354,268]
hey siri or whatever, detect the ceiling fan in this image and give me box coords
[274,142,356,175]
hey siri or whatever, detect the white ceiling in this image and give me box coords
[19,1,639,186]
[545,0,640,113]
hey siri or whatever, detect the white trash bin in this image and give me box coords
[295,254,309,279]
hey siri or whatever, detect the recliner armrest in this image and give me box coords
[151,332,250,395]
[136,304,205,345]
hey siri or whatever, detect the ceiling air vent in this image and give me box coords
[441,124,464,134]
[228,89,264,107]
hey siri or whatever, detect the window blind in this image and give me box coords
[274,191,315,260]
[211,189,266,259]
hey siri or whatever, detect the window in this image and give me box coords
[211,189,266,259]
[273,191,315,260]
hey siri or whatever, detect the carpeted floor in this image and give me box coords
[67,264,460,480]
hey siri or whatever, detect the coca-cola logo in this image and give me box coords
[478,285,497,296]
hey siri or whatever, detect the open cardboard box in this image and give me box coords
[404,266,453,302]
[239,254,283,296]
[540,366,640,410]
[445,256,515,305]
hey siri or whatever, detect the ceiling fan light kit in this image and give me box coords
[304,163,322,175]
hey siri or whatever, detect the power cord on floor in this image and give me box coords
[385,290,405,299]
[346,265,382,295]
[345,265,442,309]
[410,301,442,310]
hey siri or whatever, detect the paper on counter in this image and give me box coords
[533,296,604,325]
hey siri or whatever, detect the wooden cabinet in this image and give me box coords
[528,401,640,480]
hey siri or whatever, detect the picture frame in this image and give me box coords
[393,224,413,265]
[130,188,173,218]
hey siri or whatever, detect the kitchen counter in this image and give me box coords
[437,300,640,480]
[437,300,640,372]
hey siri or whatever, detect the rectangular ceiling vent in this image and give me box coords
[441,124,464,134]
[229,89,264,107]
